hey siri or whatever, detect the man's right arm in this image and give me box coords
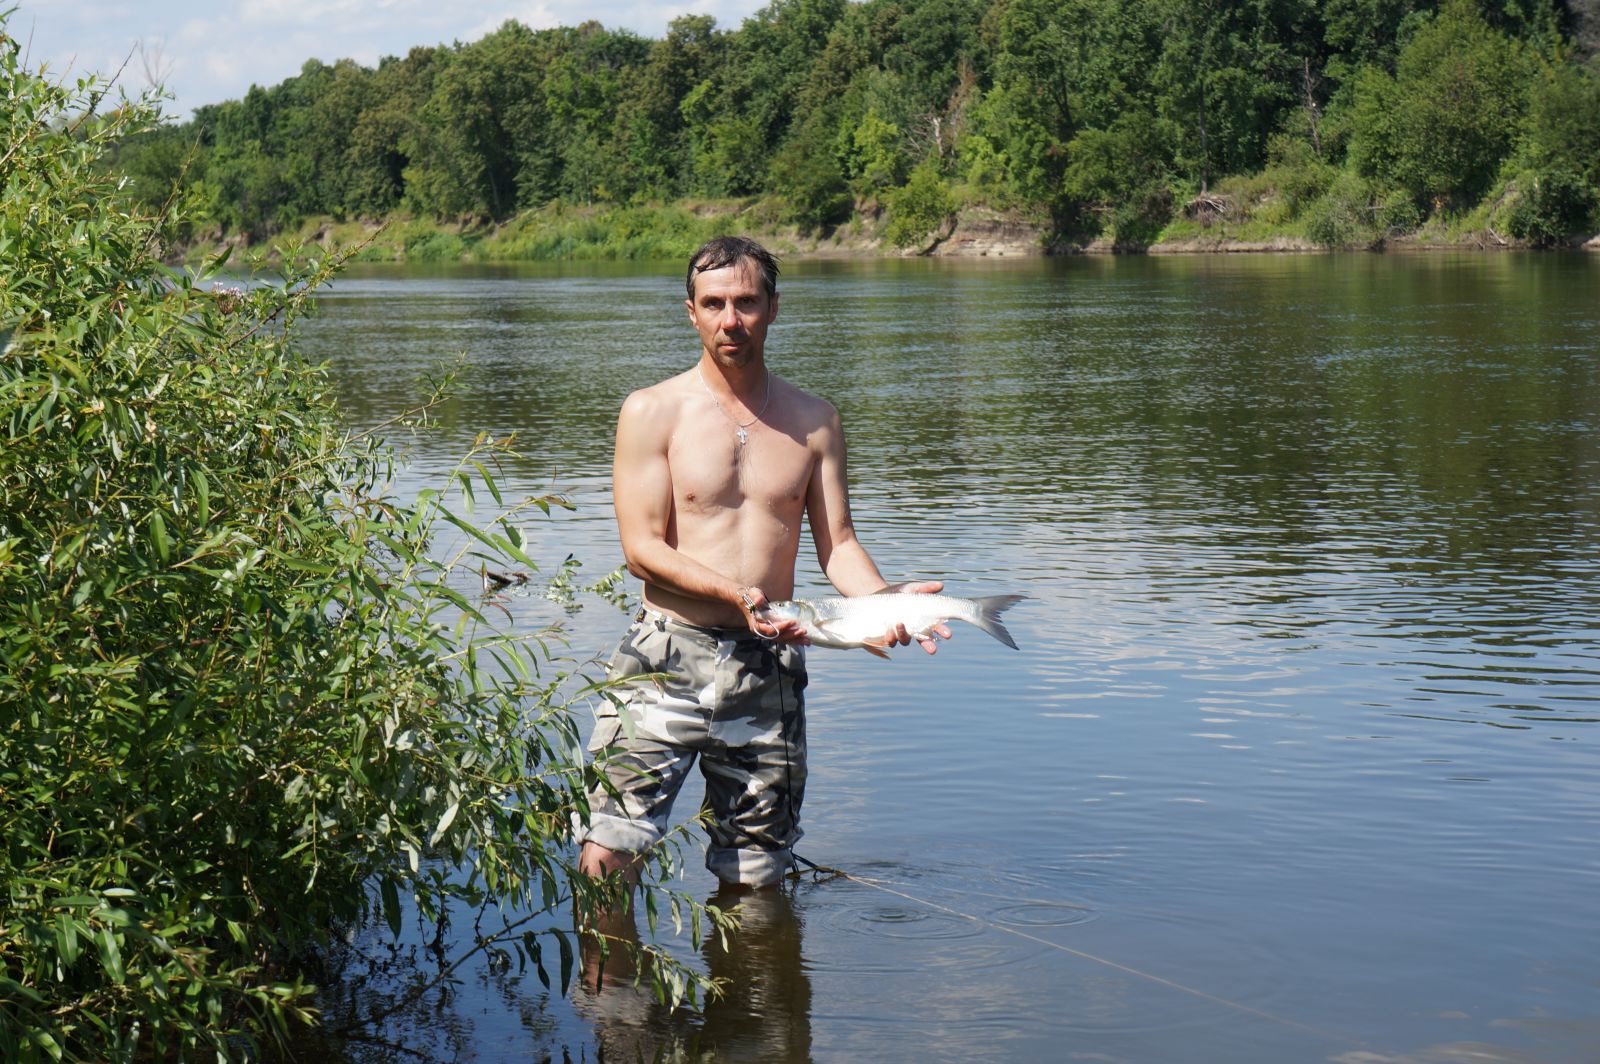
[612,389,742,607]
[613,390,804,640]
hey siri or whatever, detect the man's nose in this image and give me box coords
[720,304,740,329]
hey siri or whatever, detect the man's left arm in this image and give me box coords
[806,405,950,653]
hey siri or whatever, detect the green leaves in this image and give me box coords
[1,20,725,1060]
[1348,0,1535,209]
[95,927,125,985]
[147,510,170,563]
[885,160,956,249]
[380,878,403,939]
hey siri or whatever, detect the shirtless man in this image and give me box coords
[574,236,948,889]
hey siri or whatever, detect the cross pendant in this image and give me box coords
[736,427,749,446]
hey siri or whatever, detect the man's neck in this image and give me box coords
[700,352,768,400]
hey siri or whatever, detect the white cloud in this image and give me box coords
[465,4,561,39]
[11,0,773,116]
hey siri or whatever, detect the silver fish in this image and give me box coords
[759,592,1025,658]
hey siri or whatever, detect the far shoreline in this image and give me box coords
[179,202,1600,267]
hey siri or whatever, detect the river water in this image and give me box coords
[294,252,1600,1063]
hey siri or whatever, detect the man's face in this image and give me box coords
[685,259,779,369]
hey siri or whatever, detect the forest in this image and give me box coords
[112,0,1600,250]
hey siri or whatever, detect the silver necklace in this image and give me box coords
[696,364,771,447]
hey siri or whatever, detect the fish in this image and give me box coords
[758,592,1025,658]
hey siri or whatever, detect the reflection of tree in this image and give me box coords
[573,884,814,1062]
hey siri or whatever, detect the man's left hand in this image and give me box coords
[879,579,952,655]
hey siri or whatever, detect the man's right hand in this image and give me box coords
[739,585,808,644]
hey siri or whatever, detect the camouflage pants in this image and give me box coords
[578,610,808,888]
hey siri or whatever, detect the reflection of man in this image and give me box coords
[573,885,812,1060]
[697,885,811,1057]
[575,235,948,889]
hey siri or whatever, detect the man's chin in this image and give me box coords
[714,346,755,366]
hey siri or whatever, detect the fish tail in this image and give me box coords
[970,594,1026,650]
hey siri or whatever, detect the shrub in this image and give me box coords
[1304,173,1377,248]
[1505,169,1599,244]
[769,123,853,233]
[1373,187,1424,236]
[1062,114,1171,217]
[1111,184,1175,249]
[884,160,956,249]
[0,26,720,1061]
[403,228,471,261]
[1262,134,1338,219]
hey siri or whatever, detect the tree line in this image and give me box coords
[113,0,1600,247]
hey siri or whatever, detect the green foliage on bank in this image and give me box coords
[107,0,1600,252]
[1,25,724,1061]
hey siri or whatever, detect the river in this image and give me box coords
[292,251,1600,1063]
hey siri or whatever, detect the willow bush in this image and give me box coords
[1,27,722,1061]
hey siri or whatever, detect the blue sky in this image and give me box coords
[11,0,769,119]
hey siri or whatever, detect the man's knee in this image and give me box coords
[579,841,642,883]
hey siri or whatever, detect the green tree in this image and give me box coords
[1349,0,1534,208]
[344,46,440,217]
[307,59,379,217]
[769,115,853,228]
[404,24,548,217]
[1521,57,1600,184]
[1154,0,1320,194]
[93,0,1600,244]
[105,124,197,221]
[885,157,956,246]
[971,0,1168,217]
[539,22,650,203]
[879,0,990,141]
[1504,57,1600,242]
[846,107,907,195]
[1321,0,1429,75]
[602,16,725,201]
[690,0,845,200]
[980,0,1084,205]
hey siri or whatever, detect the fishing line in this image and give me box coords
[787,854,1352,1046]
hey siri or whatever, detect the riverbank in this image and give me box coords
[189,198,1599,266]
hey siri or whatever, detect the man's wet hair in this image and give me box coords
[686,236,780,301]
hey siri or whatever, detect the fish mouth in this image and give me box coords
[760,601,807,622]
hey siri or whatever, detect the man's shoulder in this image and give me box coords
[621,371,695,416]
[772,375,839,428]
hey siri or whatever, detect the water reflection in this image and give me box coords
[574,885,812,1062]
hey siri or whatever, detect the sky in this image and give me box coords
[9,0,771,119]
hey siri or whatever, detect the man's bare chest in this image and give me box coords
[668,425,813,517]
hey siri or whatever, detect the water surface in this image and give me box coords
[297,252,1600,1063]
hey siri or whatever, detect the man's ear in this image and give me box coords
[769,290,779,321]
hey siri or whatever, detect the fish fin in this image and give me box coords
[860,643,892,660]
[971,594,1026,650]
